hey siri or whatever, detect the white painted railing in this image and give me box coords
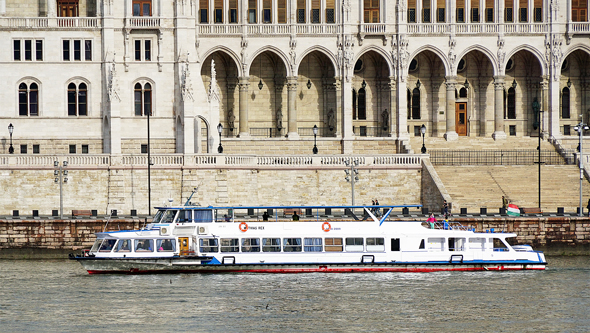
[247,24,290,34]
[569,22,590,33]
[126,17,161,28]
[198,24,242,34]
[0,154,423,168]
[57,17,99,28]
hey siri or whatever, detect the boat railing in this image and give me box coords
[432,221,473,231]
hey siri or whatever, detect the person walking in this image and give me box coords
[502,196,508,210]
[443,200,449,220]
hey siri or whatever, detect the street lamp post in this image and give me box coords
[8,123,14,154]
[344,159,359,206]
[420,124,426,154]
[574,121,589,216]
[532,98,543,210]
[217,123,223,153]
[312,124,318,154]
[54,161,68,219]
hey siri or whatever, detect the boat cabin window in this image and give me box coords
[152,210,164,223]
[99,239,117,252]
[448,237,466,251]
[325,238,343,252]
[345,238,364,252]
[199,238,219,252]
[161,210,178,223]
[241,238,260,252]
[156,239,176,252]
[90,238,104,252]
[177,210,192,223]
[262,238,281,252]
[469,237,485,250]
[215,209,233,222]
[115,239,132,252]
[304,238,322,252]
[492,238,509,252]
[194,210,213,223]
[135,239,154,252]
[220,238,239,252]
[283,238,302,252]
[392,238,402,251]
[428,237,445,251]
[366,238,385,252]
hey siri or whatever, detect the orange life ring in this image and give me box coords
[239,222,248,232]
[322,222,331,232]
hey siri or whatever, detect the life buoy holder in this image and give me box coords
[322,222,331,232]
[239,222,248,232]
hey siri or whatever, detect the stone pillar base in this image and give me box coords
[444,131,458,141]
[492,131,507,140]
[238,132,251,139]
[287,132,300,140]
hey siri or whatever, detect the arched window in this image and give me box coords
[459,87,467,98]
[507,87,516,119]
[407,89,412,119]
[67,82,87,116]
[357,88,366,120]
[411,88,421,119]
[134,82,152,116]
[18,82,39,116]
[562,87,570,119]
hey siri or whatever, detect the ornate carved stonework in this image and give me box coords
[497,36,505,75]
[180,53,193,101]
[207,59,219,103]
[545,34,563,81]
[107,52,120,102]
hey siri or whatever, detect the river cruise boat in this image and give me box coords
[70,204,547,274]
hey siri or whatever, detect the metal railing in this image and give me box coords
[430,149,572,166]
[298,126,336,137]
[249,127,284,138]
[353,126,389,137]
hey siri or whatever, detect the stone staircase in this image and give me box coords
[409,136,590,213]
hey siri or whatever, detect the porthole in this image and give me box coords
[505,58,514,72]
[457,59,466,72]
[409,59,418,72]
[561,59,569,71]
[354,59,364,72]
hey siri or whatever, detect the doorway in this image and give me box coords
[455,102,467,136]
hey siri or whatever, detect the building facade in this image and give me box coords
[1,0,589,156]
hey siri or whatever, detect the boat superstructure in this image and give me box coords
[70,204,547,274]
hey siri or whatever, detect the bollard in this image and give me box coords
[460,208,467,215]
[91,210,97,217]
[305,208,312,217]
[131,209,137,217]
[52,210,58,217]
[557,207,564,215]
[12,210,19,217]
[480,208,487,215]
[32,210,39,217]
[402,207,409,215]
[421,207,429,215]
[111,209,117,217]
[500,208,506,215]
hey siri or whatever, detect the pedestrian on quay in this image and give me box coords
[443,200,449,220]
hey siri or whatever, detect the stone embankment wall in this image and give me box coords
[1,217,588,258]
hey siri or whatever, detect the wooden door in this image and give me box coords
[179,237,189,255]
[455,102,467,136]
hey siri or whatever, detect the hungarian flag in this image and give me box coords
[507,204,520,217]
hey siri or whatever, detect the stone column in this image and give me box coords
[548,77,561,138]
[286,76,299,139]
[333,78,342,137]
[445,76,458,141]
[388,77,397,137]
[541,76,549,137]
[238,77,250,137]
[493,75,507,140]
[0,0,6,16]
[48,0,57,17]
[396,77,409,144]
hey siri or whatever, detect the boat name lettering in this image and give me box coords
[247,226,264,230]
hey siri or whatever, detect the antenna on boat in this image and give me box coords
[185,186,199,206]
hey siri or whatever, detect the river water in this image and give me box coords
[1,256,589,332]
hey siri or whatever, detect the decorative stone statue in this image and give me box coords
[381,109,389,131]
[327,109,335,131]
[227,109,235,132]
[276,109,283,130]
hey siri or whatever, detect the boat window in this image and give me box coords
[304,238,322,252]
[194,210,213,223]
[427,237,444,251]
[156,239,176,252]
[99,239,117,252]
[215,209,234,222]
[366,238,385,252]
[199,238,219,253]
[241,238,260,252]
[325,238,343,252]
[135,239,154,252]
[448,237,466,251]
[469,237,485,250]
[152,210,165,224]
[262,238,281,252]
[418,239,425,250]
[391,238,401,251]
[177,210,192,223]
[115,239,132,252]
[283,238,302,252]
[161,210,178,223]
[220,238,240,252]
[492,238,509,252]
[90,238,104,252]
[345,237,364,252]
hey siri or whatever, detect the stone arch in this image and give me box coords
[65,76,91,117]
[248,45,291,76]
[131,77,155,117]
[197,115,211,153]
[408,45,450,76]
[200,46,242,77]
[457,45,498,76]
[504,45,547,77]
[16,76,42,117]
[297,45,338,75]
[354,45,394,77]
